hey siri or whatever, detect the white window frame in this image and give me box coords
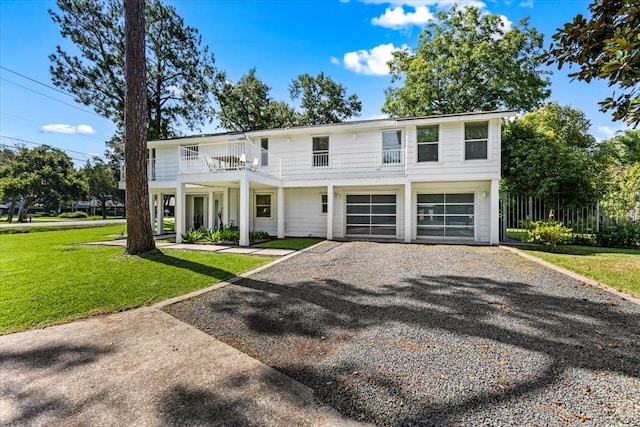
[416,125,439,163]
[255,193,272,219]
[321,194,328,214]
[260,137,269,167]
[464,121,489,161]
[312,136,329,167]
[381,130,402,164]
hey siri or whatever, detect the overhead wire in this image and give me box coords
[0,111,109,142]
[0,134,106,161]
[0,65,75,98]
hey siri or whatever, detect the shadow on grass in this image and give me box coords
[167,251,640,425]
[140,249,235,282]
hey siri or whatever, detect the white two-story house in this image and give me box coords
[129,110,515,246]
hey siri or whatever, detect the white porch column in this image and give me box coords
[207,190,214,231]
[277,186,285,238]
[327,184,334,240]
[239,175,250,246]
[175,183,185,243]
[490,179,500,245]
[149,192,155,232]
[157,192,164,235]
[404,181,412,243]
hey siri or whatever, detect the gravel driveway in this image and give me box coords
[164,242,640,426]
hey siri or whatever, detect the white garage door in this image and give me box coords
[346,194,396,236]
[416,193,474,239]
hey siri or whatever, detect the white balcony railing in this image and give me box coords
[121,143,407,182]
[120,158,179,182]
[279,149,406,179]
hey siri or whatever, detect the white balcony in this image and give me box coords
[279,149,406,179]
[120,158,179,182]
[178,140,270,175]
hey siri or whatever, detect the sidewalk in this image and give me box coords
[0,307,365,426]
[0,218,127,229]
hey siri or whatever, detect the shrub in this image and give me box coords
[181,228,205,243]
[596,221,640,248]
[567,234,596,247]
[218,227,239,242]
[526,220,572,251]
[58,211,89,219]
[249,230,270,241]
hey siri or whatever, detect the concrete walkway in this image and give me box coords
[0,307,363,426]
[0,218,127,229]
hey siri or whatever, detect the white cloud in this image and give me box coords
[519,0,534,7]
[330,56,340,66]
[338,43,408,75]
[499,14,512,32]
[596,125,626,141]
[41,124,96,135]
[372,6,434,29]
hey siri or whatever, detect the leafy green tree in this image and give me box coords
[49,0,218,140]
[213,69,297,132]
[0,147,18,222]
[289,72,362,126]
[501,103,601,207]
[82,159,118,219]
[546,0,640,127]
[0,146,87,221]
[596,129,640,166]
[214,70,361,131]
[383,6,550,117]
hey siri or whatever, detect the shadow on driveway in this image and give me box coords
[165,243,640,425]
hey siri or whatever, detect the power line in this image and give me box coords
[0,142,91,164]
[0,65,75,98]
[0,134,106,161]
[0,78,103,118]
[0,111,109,142]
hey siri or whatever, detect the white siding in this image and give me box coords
[284,188,328,237]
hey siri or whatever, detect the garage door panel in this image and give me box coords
[346,194,397,237]
[417,193,475,239]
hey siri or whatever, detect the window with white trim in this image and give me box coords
[255,194,271,218]
[312,136,329,167]
[417,125,439,162]
[261,137,269,166]
[321,194,328,213]
[382,130,402,164]
[464,122,488,160]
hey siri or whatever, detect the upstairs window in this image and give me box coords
[312,136,329,167]
[382,130,402,164]
[464,122,488,160]
[261,137,268,166]
[417,125,439,162]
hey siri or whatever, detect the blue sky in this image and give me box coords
[0,0,626,166]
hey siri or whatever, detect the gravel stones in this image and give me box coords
[164,242,640,426]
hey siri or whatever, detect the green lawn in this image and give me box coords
[516,245,640,298]
[254,237,324,250]
[0,225,272,334]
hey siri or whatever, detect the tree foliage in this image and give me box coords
[213,69,297,132]
[0,146,87,220]
[595,129,640,166]
[546,0,640,127]
[214,70,362,131]
[82,159,118,219]
[383,6,550,117]
[289,72,362,126]
[49,0,218,140]
[501,103,601,207]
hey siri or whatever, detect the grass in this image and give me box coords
[515,244,640,298]
[0,225,272,334]
[253,237,324,250]
[0,215,125,223]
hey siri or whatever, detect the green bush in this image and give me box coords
[58,211,89,218]
[249,230,270,241]
[596,221,640,248]
[567,234,596,247]
[181,228,205,243]
[526,220,572,251]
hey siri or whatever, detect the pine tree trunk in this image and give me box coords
[124,0,155,255]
